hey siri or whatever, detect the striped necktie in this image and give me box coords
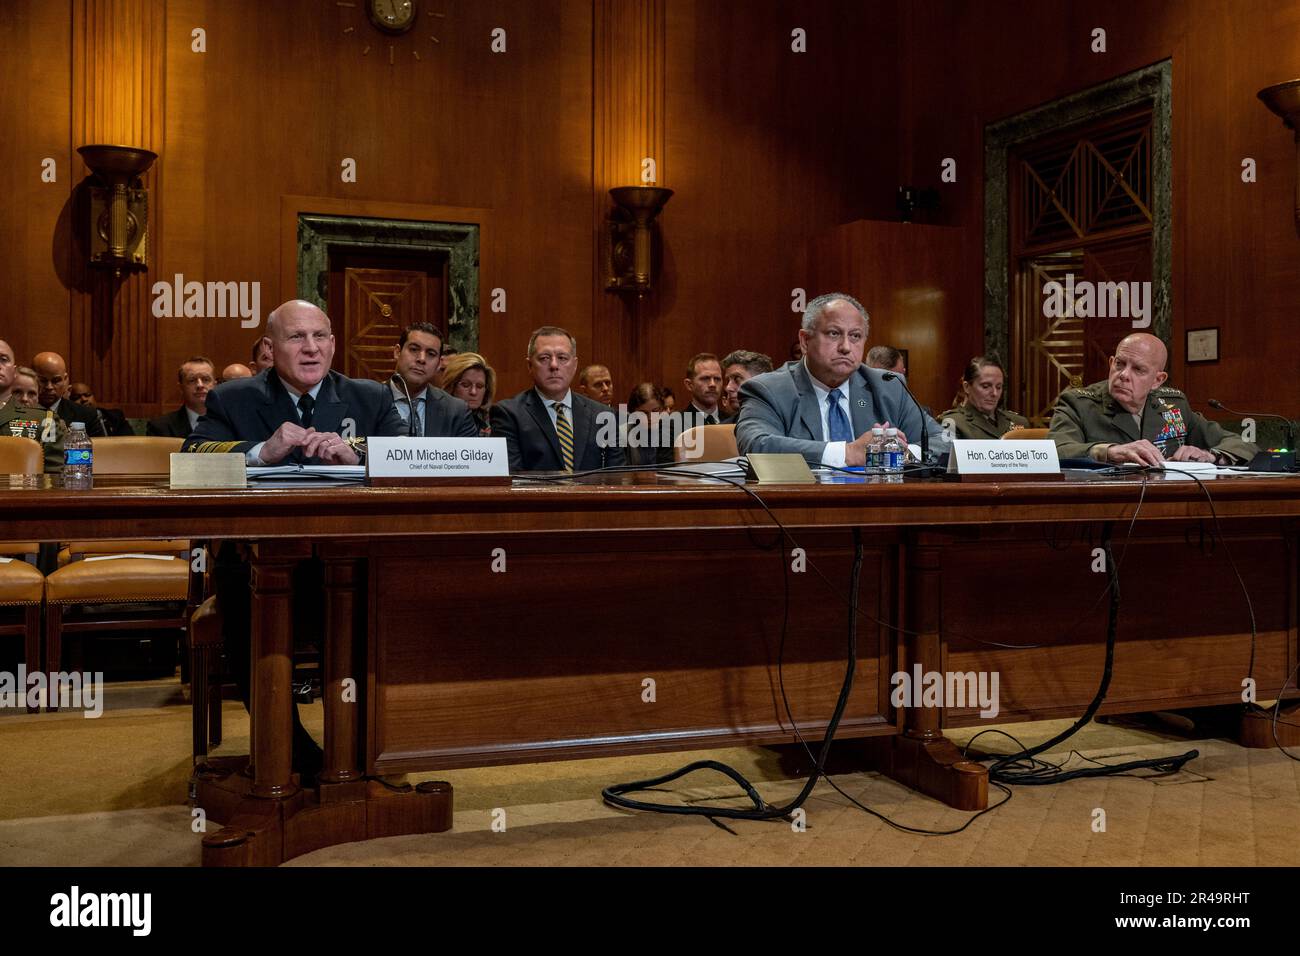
[553,402,574,472]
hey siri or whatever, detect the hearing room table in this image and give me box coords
[4,471,1299,865]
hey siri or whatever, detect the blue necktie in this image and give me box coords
[827,388,853,443]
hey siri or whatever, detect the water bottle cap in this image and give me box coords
[872,427,884,435]
[886,427,897,435]
[69,422,86,431]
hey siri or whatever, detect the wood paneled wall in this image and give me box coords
[1,0,899,415]
[902,0,1300,417]
[2,1,894,416]
[804,220,975,415]
[11,1,1292,419]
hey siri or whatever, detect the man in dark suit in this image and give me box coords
[491,325,626,473]
[387,322,477,438]
[68,383,135,436]
[147,357,215,438]
[676,353,724,428]
[736,292,936,467]
[32,352,106,437]
[718,349,773,424]
[185,300,405,785]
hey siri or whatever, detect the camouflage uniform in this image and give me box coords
[1048,380,1257,463]
[939,403,1030,441]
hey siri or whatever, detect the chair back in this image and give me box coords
[90,436,183,475]
[1002,427,1050,440]
[674,424,738,462]
[0,436,44,475]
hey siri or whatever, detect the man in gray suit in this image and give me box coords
[388,322,477,438]
[736,292,935,467]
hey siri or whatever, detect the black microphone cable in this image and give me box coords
[969,520,1200,785]
[601,521,864,824]
[1152,463,1300,762]
[538,460,1202,793]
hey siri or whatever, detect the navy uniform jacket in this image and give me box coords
[1049,380,1258,462]
[183,368,404,463]
[490,388,626,473]
[735,360,928,466]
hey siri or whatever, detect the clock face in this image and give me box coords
[339,0,444,63]
[367,0,417,34]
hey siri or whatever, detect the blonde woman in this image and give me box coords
[440,351,496,436]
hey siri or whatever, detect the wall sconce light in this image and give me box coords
[604,185,673,297]
[1258,80,1300,234]
[77,144,158,277]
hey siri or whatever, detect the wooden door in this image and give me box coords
[326,250,447,381]
[342,268,433,380]
[1009,107,1154,424]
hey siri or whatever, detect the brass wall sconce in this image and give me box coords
[77,144,158,276]
[1258,80,1300,234]
[604,185,673,296]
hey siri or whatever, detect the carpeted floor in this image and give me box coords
[2,684,1298,866]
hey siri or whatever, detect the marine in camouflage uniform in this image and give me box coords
[938,402,1030,441]
[1049,380,1257,464]
[0,399,67,473]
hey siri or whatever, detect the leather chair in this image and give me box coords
[0,437,46,711]
[43,437,197,695]
[1002,427,1051,440]
[0,435,43,474]
[673,424,739,462]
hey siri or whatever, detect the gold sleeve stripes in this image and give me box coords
[186,441,244,453]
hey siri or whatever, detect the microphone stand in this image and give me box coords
[1201,400,1294,452]
[1208,399,1297,472]
[881,371,936,479]
[393,374,419,438]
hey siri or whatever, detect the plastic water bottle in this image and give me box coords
[883,427,904,477]
[63,422,93,489]
[867,427,885,473]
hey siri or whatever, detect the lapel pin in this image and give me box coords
[856,399,867,407]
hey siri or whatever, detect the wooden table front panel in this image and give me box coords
[942,521,1297,725]
[367,529,896,773]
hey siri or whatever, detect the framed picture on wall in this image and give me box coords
[1186,327,1219,363]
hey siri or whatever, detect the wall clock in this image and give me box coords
[336,0,446,63]
[367,0,417,34]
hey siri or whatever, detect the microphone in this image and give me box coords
[881,371,932,476]
[1208,399,1297,472]
[392,374,418,437]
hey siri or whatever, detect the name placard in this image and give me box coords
[948,439,1061,480]
[169,452,246,488]
[367,437,510,485]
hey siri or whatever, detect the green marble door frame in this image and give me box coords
[983,60,1172,362]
